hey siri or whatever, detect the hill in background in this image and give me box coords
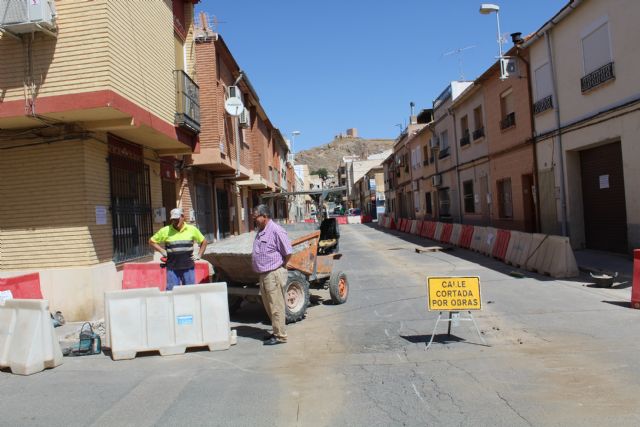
[295,137,394,174]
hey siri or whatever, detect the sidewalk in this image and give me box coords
[574,249,634,281]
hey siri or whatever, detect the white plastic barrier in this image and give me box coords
[409,220,418,235]
[525,235,579,278]
[450,223,462,246]
[0,299,63,375]
[470,226,487,252]
[105,283,232,360]
[480,227,497,256]
[433,222,444,242]
[347,215,362,224]
[505,231,533,268]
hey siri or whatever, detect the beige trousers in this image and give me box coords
[259,267,288,341]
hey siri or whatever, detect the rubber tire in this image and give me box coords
[329,271,349,305]
[284,270,310,324]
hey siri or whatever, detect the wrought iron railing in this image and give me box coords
[438,147,450,159]
[533,95,553,115]
[581,62,615,93]
[500,112,516,130]
[472,127,485,140]
[460,131,470,147]
[174,70,200,133]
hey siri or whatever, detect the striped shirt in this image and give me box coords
[151,223,204,270]
[252,220,293,273]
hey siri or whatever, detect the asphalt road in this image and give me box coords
[2,224,640,426]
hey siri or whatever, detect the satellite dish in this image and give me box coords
[224,97,244,116]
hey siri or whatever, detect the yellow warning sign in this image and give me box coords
[427,276,481,311]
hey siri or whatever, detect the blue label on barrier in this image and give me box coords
[177,315,193,325]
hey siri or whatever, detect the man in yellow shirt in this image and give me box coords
[149,208,208,291]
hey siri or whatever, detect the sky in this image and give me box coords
[196,1,567,151]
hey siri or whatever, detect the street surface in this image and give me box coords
[2,224,640,426]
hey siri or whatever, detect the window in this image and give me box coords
[580,19,614,92]
[422,145,429,166]
[533,62,554,114]
[108,137,154,263]
[425,192,433,215]
[534,63,553,101]
[439,130,449,158]
[473,106,484,139]
[463,180,475,213]
[438,188,451,217]
[582,21,611,74]
[497,178,513,219]
[460,115,470,146]
[500,89,516,129]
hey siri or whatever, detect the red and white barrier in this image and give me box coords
[492,229,511,261]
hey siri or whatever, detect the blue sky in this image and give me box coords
[196,1,566,151]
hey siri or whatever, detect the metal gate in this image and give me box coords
[195,184,214,241]
[580,142,628,253]
[108,137,154,263]
[216,189,231,239]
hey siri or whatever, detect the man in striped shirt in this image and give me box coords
[149,208,207,291]
[252,204,292,345]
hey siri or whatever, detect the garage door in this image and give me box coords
[580,142,628,253]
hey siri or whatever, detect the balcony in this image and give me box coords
[472,127,485,140]
[533,95,553,115]
[581,62,615,93]
[500,112,516,130]
[174,70,200,133]
[459,131,470,147]
[438,146,450,159]
[423,159,429,166]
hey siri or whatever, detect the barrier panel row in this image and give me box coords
[0,299,63,375]
[379,217,579,279]
[105,283,233,360]
[122,261,211,291]
[347,215,362,224]
[0,273,43,299]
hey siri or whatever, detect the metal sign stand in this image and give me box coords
[426,311,487,349]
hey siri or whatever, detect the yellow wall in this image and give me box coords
[107,0,175,125]
[0,0,110,100]
[0,138,105,269]
[0,1,191,127]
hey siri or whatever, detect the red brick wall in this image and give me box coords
[483,55,535,231]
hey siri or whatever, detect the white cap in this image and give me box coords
[169,208,183,219]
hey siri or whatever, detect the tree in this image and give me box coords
[311,168,329,181]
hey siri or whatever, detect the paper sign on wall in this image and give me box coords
[599,175,609,189]
[95,206,107,225]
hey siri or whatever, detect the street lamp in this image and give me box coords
[479,3,503,59]
[290,130,301,163]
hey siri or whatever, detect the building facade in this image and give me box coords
[0,0,201,320]
[525,0,639,253]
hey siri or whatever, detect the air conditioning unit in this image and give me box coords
[239,107,250,128]
[432,174,442,187]
[0,0,57,35]
[429,137,440,149]
[227,85,242,100]
[500,57,518,79]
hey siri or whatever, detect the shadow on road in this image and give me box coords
[601,300,632,309]
[233,325,269,341]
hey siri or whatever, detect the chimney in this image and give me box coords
[511,32,524,46]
